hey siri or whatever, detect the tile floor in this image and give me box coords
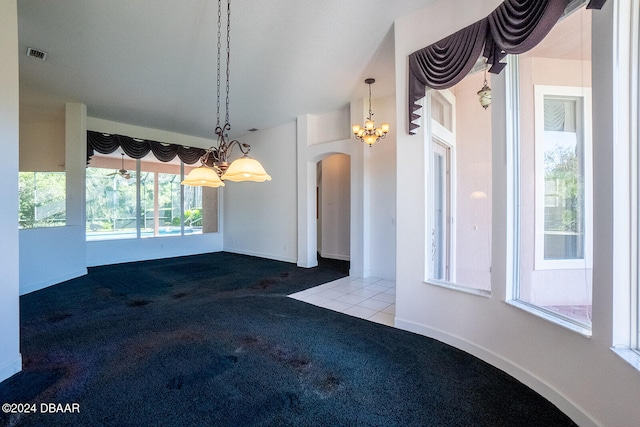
[288,276,396,327]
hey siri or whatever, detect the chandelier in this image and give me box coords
[182,0,271,188]
[351,78,390,147]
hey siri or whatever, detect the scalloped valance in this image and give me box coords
[408,0,607,134]
[87,131,206,165]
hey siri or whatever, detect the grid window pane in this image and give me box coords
[18,172,66,229]
[86,153,210,240]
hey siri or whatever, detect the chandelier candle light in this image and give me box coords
[352,78,390,147]
[182,0,271,188]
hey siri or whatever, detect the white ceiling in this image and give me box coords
[17,0,435,140]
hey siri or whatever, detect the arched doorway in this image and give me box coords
[316,154,351,267]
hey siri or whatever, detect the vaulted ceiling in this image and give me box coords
[17,0,435,140]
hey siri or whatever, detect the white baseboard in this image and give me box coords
[225,248,297,264]
[0,355,22,383]
[319,251,350,261]
[394,317,598,427]
[20,268,87,296]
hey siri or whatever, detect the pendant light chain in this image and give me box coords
[180,0,272,187]
[216,0,222,127]
[368,82,373,120]
[225,0,231,126]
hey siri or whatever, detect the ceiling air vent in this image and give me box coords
[26,47,47,61]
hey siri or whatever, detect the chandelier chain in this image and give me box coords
[180,0,271,186]
[225,0,231,125]
[368,82,373,120]
[216,0,222,127]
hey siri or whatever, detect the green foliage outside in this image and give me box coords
[86,167,137,232]
[184,209,202,226]
[19,172,66,228]
[86,168,203,235]
[544,143,582,233]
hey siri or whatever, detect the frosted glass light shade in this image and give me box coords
[181,166,225,187]
[363,134,378,146]
[222,156,272,182]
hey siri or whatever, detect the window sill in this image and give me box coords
[424,279,491,298]
[611,347,640,372]
[506,299,592,337]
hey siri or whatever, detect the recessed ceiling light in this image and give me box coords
[26,47,47,61]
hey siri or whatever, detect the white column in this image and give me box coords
[0,0,23,382]
[296,114,318,268]
[65,103,87,226]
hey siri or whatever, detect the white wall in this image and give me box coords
[19,103,65,172]
[20,226,87,294]
[86,234,222,267]
[0,0,22,382]
[394,1,640,427]
[224,121,298,263]
[293,99,396,279]
[18,103,88,295]
[367,94,397,280]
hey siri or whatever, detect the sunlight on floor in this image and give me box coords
[288,277,396,327]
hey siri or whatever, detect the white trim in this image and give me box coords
[611,346,640,371]
[505,57,521,302]
[533,85,593,271]
[426,89,458,284]
[20,269,87,296]
[319,251,350,261]
[424,279,491,298]
[506,299,592,337]
[394,317,599,427]
[224,247,297,264]
[628,0,640,356]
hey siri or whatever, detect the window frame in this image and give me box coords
[631,0,640,354]
[426,89,458,286]
[533,85,593,271]
[85,154,209,241]
[424,83,492,297]
[507,58,594,337]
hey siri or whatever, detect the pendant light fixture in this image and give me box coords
[477,68,492,110]
[182,0,271,188]
[352,78,390,147]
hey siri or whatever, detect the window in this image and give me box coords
[86,156,138,239]
[510,4,593,333]
[426,71,492,294]
[18,172,66,228]
[86,153,216,241]
[534,87,592,270]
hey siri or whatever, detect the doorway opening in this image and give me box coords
[316,154,351,272]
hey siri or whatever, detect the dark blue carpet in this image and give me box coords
[0,252,576,426]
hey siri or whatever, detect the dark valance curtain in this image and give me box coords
[87,131,206,165]
[408,0,607,134]
[484,0,569,74]
[408,20,487,134]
